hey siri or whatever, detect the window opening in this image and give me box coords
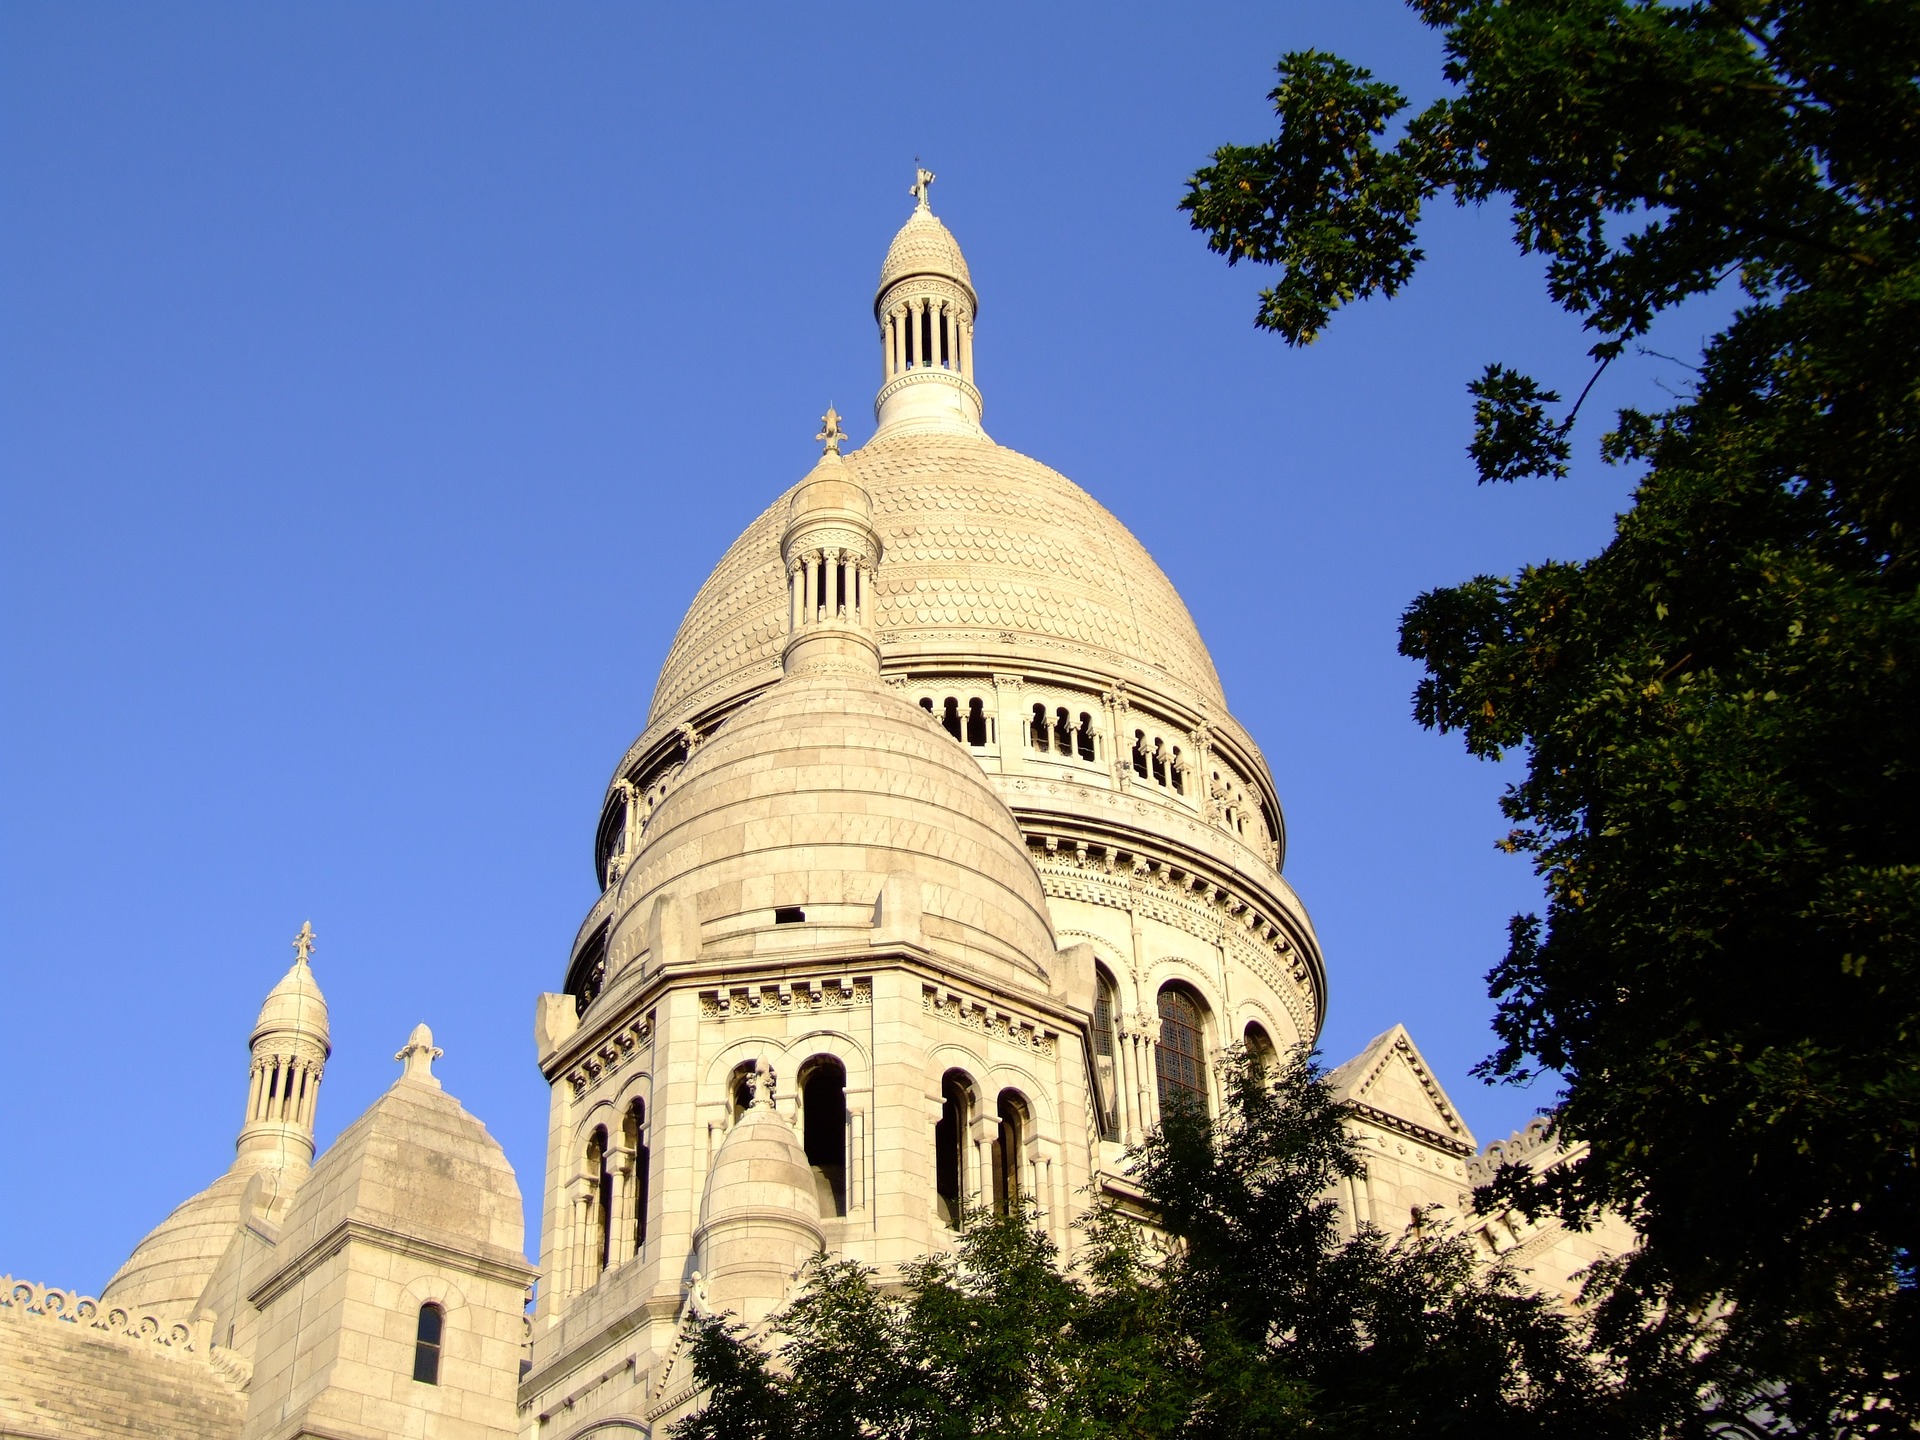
[586,1126,612,1276]
[1244,1022,1277,1077]
[1030,704,1049,752]
[1156,986,1208,1116]
[412,1303,443,1385]
[941,697,963,741]
[1132,731,1149,778]
[993,1091,1026,1216]
[1151,740,1168,786]
[965,698,988,747]
[1076,714,1096,761]
[1093,973,1120,1140]
[801,1060,848,1216]
[625,1100,651,1252]
[775,906,806,924]
[935,1071,969,1229]
[1053,708,1072,754]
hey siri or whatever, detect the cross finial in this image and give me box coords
[291,920,316,966]
[816,405,848,456]
[910,164,935,211]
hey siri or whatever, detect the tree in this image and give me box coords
[1181,3,1918,1431]
[676,1050,1625,1440]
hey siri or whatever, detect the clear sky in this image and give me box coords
[1,3,1721,1291]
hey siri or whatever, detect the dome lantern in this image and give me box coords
[235,921,332,1173]
[873,168,984,437]
[780,409,883,680]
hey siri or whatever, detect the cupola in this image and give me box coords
[780,408,883,679]
[873,168,984,437]
[236,920,331,1173]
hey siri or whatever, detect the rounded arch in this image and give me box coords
[933,1065,980,1231]
[1142,950,1226,1012]
[992,1088,1031,1216]
[796,1053,849,1217]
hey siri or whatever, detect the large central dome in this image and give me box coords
[649,429,1226,725]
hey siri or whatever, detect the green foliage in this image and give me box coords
[675,1050,1628,1440]
[1185,2,1919,1431]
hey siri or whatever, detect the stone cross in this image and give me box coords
[910,165,935,210]
[816,406,848,456]
[291,920,317,965]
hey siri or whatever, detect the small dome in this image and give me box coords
[251,958,330,1051]
[610,669,1056,989]
[876,206,975,309]
[100,1168,275,1322]
[698,1102,821,1233]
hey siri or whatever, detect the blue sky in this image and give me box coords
[2,3,1721,1290]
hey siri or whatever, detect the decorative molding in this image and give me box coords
[922,984,1059,1057]
[0,1276,249,1387]
[699,978,872,1021]
[566,1012,656,1098]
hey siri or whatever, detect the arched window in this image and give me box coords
[1092,971,1119,1140]
[1053,708,1073,755]
[1156,986,1209,1116]
[1030,703,1049,751]
[1170,747,1185,794]
[585,1126,612,1276]
[941,697,963,741]
[1244,1021,1277,1076]
[1132,731,1149,778]
[1076,713,1096,761]
[966,698,989,747]
[624,1099,651,1253]
[801,1058,848,1217]
[992,1091,1028,1216]
[935,1070,971,1230]
[1150,740,1168,786]
[412,1303,443,1385]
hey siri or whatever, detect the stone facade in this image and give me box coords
[2,179,1628,1440]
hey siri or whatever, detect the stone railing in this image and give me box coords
[1,1276,201,1352]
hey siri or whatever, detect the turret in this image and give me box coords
[873,168,983,437]
[779,408,883,679]
[234,920,331,1173]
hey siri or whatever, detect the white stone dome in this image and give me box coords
[876,205,975,308]
[610,668,1057,989]
[648,428,1227,725]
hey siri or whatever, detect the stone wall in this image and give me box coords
[0,1278,245,1440]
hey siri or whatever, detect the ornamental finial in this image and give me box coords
[291,920,316,966]
[816,405,848,456]
[396,1022,443,1086]
[910,164,935,211]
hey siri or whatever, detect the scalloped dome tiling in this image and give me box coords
[876,206,975,304]
[647,429,1227,725]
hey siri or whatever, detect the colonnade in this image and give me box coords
[882,295,973,381]
[787,547,874,631]
[245,1052,322,1131]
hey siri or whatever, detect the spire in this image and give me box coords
[235,922,332,1173]
[874,170,984,438]
[780,409,883,678]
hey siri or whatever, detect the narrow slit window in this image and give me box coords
[775,906,806,924]
[412,1303,444,1385]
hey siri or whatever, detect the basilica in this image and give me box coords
[0,178,1629,1440]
